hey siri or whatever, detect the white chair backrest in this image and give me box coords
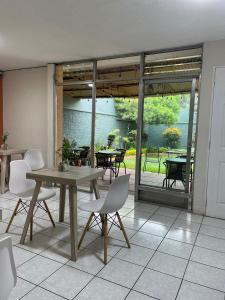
[0,237,17,300]
[24,149,44,170]
[9,160,35,195]
[100,174,130,213]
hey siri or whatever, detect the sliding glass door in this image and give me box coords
[136,77,198,207]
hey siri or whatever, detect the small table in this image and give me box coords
[20,166,105,261]
[98,150,121,156]
[165,157,194,164]
[0,149,27,194]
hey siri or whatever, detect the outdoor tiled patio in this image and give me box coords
[98,168,184,192]
[1,187,225,299]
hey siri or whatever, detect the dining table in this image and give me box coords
[163,157,194,190]
[19,166,105,261]
[0,148,27,194]
[97,150,121,183]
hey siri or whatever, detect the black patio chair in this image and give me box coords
[114,148,127,177]
[143,148,161,174]
[162,160,193,189]
[79,148,91,166]
[95,152,116,184]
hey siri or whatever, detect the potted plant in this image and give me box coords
[56,137,76,171]
[1,132,9,150]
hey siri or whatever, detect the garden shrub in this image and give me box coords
[107,129,121,148]
[126,148,136,156]
[162,127,182,148]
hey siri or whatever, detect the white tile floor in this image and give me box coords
[1,188,225,299]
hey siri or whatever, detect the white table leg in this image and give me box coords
[0,155,7,194]
[20,180,42,244]
[69,184,78,261]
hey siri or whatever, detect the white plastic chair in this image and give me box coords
[78,174,131,264]
[24,149,44,170]
[6,160,56,240]
[0,237,17,300]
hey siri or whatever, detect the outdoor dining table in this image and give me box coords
[163,157,194,189]
[97,150,121,183]
[19,166,105,261]
[165,157,194,164]
[0,148,27,194]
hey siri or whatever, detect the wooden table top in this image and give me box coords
[0,149,27,156]
[26,166,105,185]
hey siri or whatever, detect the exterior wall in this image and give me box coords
[3,67,49,163]
[193,39,225,215]
[64,97,129,147]
[64,96,189,148]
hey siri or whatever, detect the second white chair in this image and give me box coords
[24,149,45,170]
[6,160,56,240]
[0,237,17,300]
[78,174,131,264]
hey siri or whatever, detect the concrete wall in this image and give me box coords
[3,67,50,163]
[64,96,190,148]
[193,39,225,214]
[64,97,130,147]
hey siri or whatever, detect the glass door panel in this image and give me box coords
[95,81,138,190]
[140,80,196,193]
[63,83,92,153]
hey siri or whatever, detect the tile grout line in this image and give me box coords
[174,210,204,300]
[124,206,182,299]
[3,192,225,299]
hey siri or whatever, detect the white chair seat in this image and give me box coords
[17,188,56,202]
[78,198,105,212]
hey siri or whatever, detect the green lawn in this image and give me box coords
[124,154,168,174]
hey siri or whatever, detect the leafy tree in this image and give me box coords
[162,127,182,148]
[114,95,187,125]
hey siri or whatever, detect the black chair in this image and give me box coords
[163,161,186,188]
[114,148,127,177]
[95,153,116,184]
[143,148,161,174]
[95,153,111,169]
[79,148,91,166]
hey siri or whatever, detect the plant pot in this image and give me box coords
[1,143,8,150]
[58,162,66,172]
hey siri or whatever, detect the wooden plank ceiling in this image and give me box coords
[62,54,202,98]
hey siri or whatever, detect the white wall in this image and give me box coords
[193,39,225,214]
[3,67,53,165]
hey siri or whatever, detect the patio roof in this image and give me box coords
[62,48,202,98]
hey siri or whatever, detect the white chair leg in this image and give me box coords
[78,212,94,249]
[5,199,21,233]
[116,212,130,248]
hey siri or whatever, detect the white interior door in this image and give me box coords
[207,67,225,218]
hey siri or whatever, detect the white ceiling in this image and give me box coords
[0,0,225,71]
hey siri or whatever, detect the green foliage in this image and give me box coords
[2,132,9,143]
[159,147,168,153]
[95,143,106,152]
[126,148,136,156]
[114,95,185,125]
[162,127,182,148]
[57,137,76,163]
[107,129,121,148]
[122,136,130,150]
